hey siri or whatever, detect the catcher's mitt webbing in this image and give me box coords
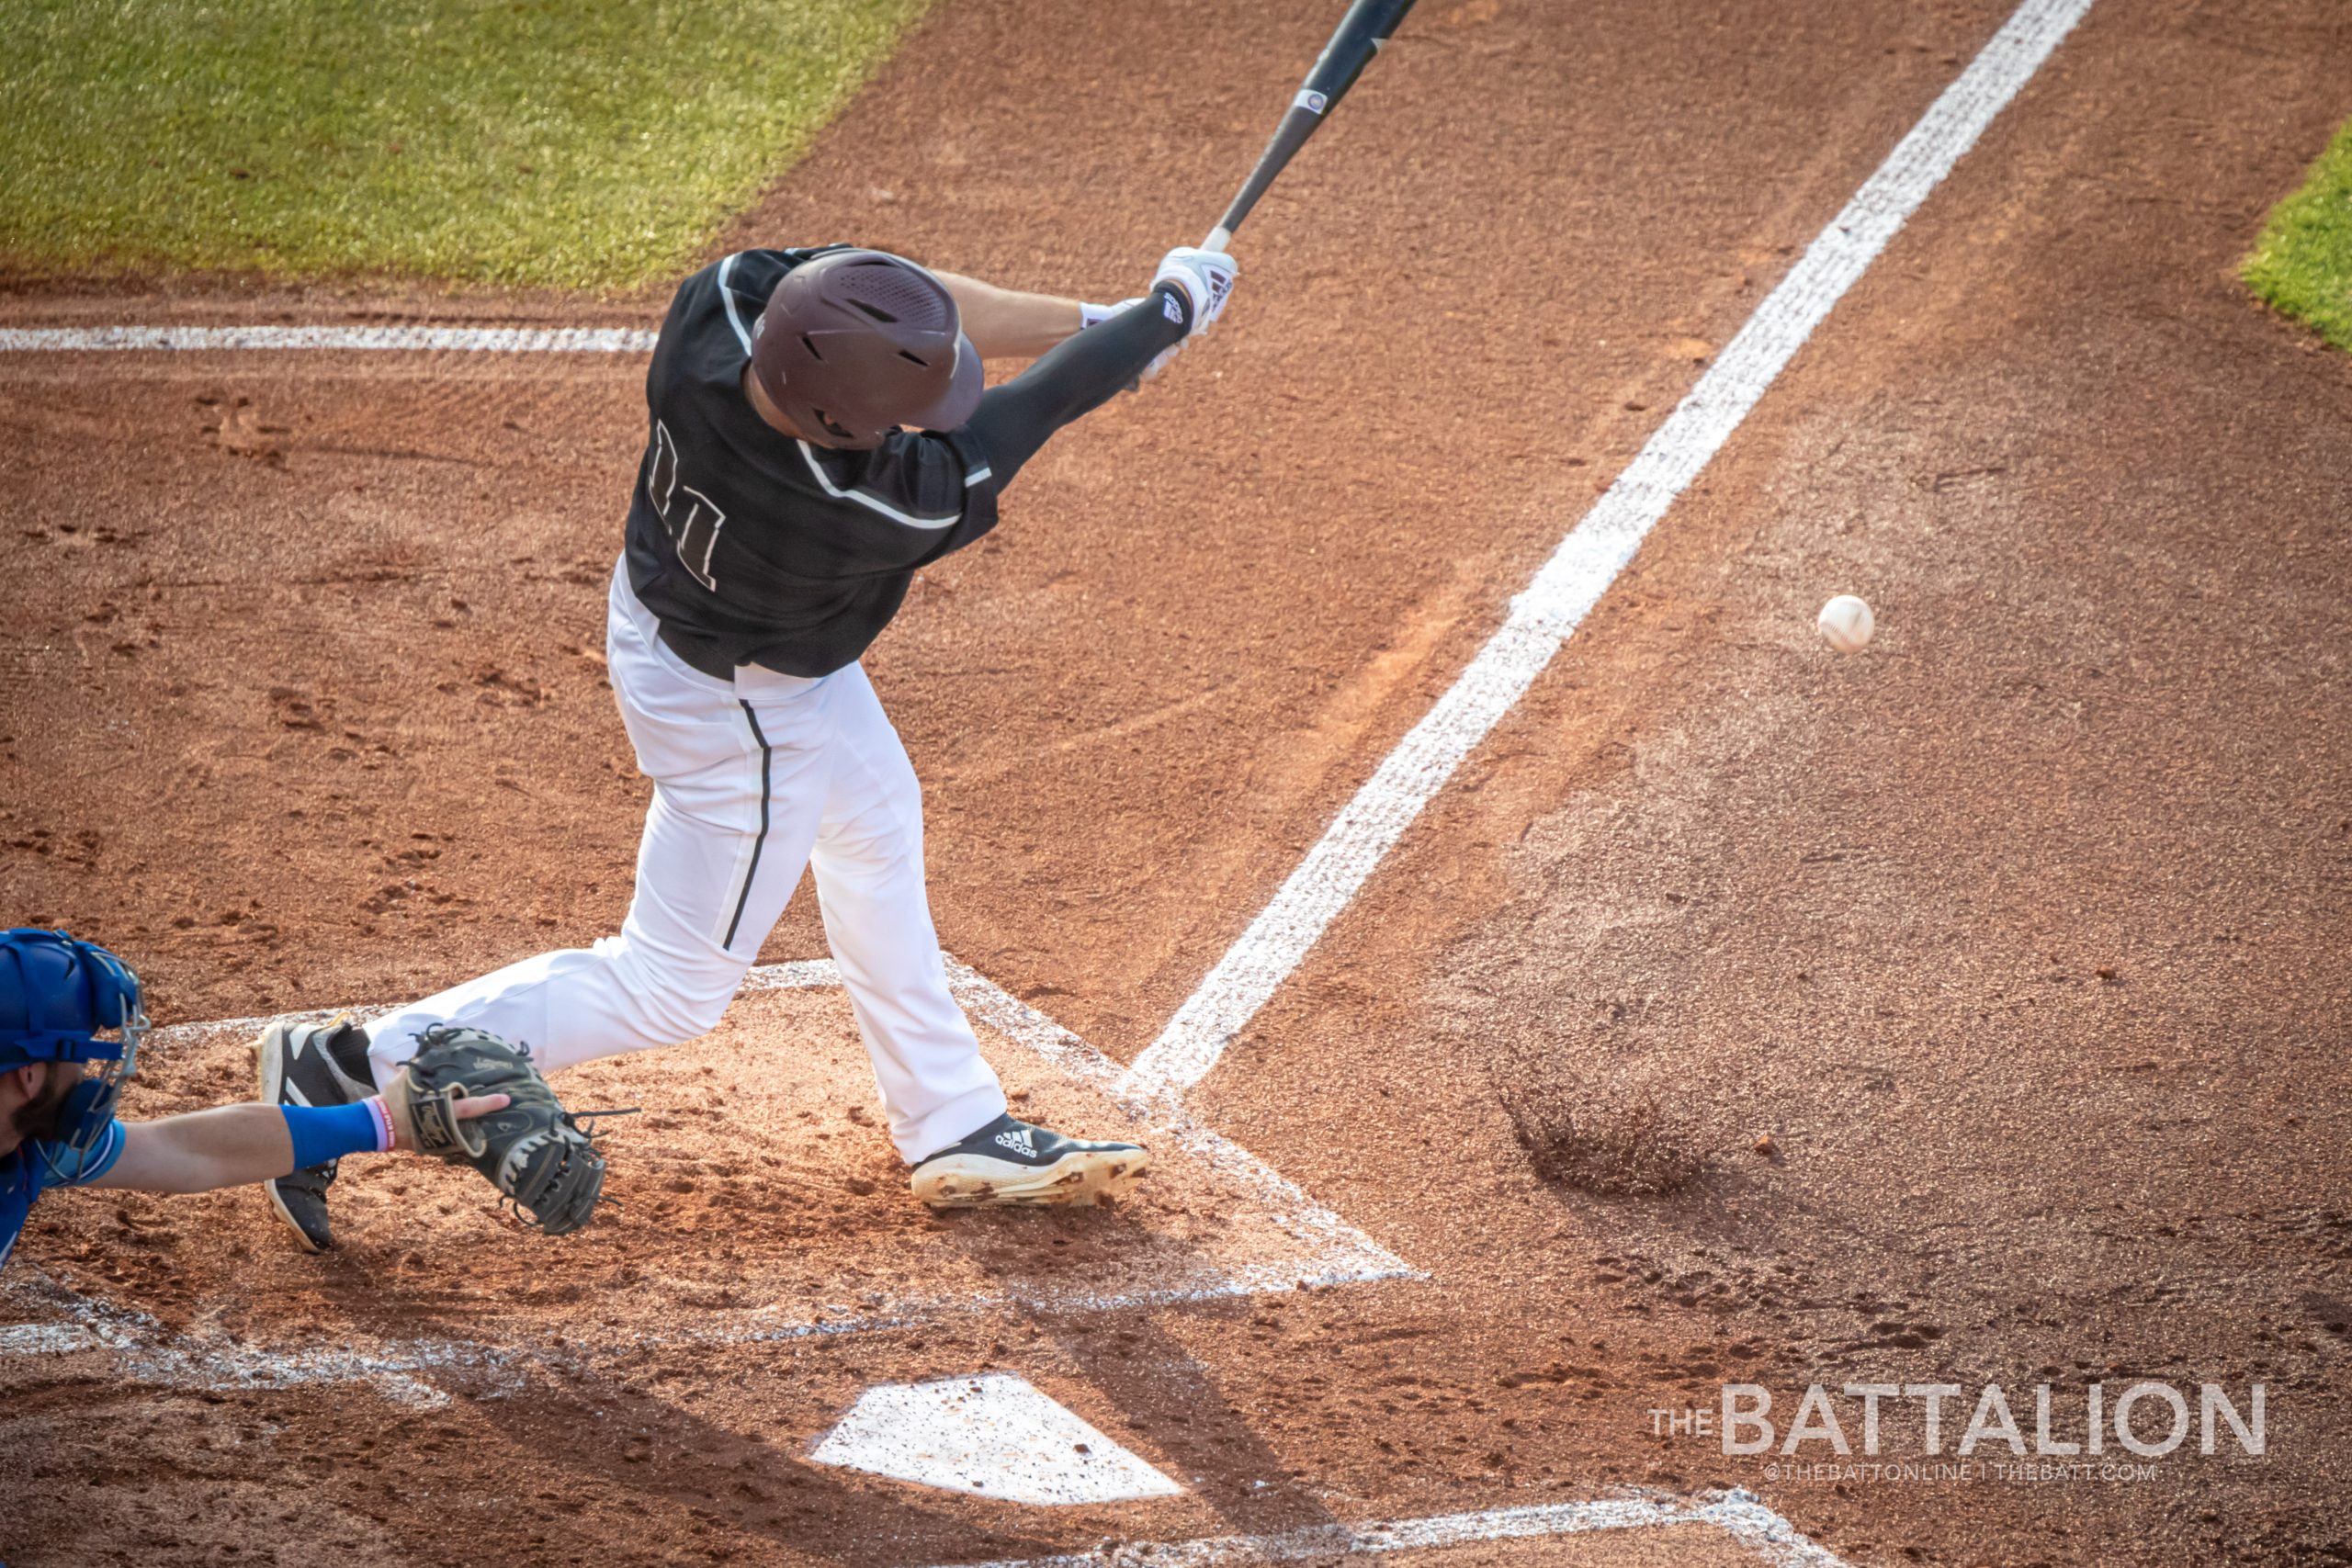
[394,1025,619,1236]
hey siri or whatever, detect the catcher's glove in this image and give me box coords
[385,1025,615,1236]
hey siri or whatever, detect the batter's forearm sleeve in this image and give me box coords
[963,283,1191,488]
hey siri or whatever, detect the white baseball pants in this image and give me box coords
[364,560,1008,1163]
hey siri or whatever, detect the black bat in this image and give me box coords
[1204,0,1420,250]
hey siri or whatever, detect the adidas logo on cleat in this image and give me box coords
[993,1127,1038,1157]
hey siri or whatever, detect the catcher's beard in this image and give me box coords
[11,1064,80,1145]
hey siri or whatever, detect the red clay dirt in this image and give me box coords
[6,0,2352,1563]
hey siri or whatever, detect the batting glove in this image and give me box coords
[1151,246,1238,336]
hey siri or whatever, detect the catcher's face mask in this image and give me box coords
[0,929,148,1178]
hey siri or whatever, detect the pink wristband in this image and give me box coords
[361,1095,397,1153]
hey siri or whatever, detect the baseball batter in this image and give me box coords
[265,241,1238,1250]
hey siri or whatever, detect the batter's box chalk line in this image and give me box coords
[0,955,1413,1411]
[923,1490,1849,1568]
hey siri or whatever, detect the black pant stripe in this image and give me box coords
[724,701,773,951]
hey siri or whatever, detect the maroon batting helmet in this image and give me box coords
[750,250,983,447]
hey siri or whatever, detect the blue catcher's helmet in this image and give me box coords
[0,929,148,1168]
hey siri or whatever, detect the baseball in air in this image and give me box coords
[1816,594,1875,654]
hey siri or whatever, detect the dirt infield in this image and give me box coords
[6,0,2352,1563]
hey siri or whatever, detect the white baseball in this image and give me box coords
[1816,594,1874,654]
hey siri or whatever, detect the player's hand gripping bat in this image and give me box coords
[1203,0,1420,250]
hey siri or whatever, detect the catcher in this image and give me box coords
[0,928,569,1274]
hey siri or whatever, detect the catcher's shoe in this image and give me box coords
[909,1113,1148,1208]
[256,1016,375,1253]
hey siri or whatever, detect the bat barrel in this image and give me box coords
[1301,0,1418,101]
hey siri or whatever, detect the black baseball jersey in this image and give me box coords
[623,248,1001,681]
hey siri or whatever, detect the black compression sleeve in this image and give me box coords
[962,283,1191,489]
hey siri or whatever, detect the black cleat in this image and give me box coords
[909,1112,1148,1209]
[266,1161,336,1255]
[256,1016,375,1253]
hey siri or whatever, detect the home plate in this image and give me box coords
[810,1372,1182,1505]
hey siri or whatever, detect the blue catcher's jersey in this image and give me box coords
[0,1120,125,1271]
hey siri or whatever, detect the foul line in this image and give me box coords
[0,325,656,355]
[930,1490,1848,1568]
[1118,0,2094,1100]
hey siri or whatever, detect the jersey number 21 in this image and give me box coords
[646,421,726,592]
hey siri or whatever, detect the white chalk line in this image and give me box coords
[0,1260,1412,1422]
[929,1489,1847,1568]
[3,1276,455,1409]
[0,1322,1853,1568]
[942,961,1408,1279]
[1118,0,2095,1101]
[0,1322,101,1355]
[0,956,1411,1406]
[0,324,656,355]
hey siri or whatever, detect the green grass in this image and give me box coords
[0,0,928,289]
[2245,117,2352,352]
